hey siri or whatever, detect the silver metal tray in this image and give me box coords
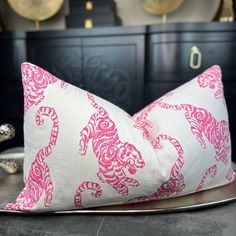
[0,157,236,215]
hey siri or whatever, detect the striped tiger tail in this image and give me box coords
[35,106,59,161]
[74,181,102,208]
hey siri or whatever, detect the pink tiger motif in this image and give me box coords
[155,99,230,164]
[74,181,102,209]
[133,92,174,140]
[4,107,59,211]
[128,134,184,203]
[79,93,145,196]
[22,63,68,114]
[197,65,225,102]
[133,103,155,140]
[195,165,217,192]
[226,168,235,182]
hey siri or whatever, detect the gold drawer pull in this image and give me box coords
[84,19,93,28]
[86,1,93,11]
[189,46,202,69]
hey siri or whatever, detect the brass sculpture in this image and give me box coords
[0,124,19,174]
[141,0,184,22]
[141,0,184,15]
[7,0,64,30]
[219,0,234,22]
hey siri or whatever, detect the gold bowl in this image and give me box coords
[7,0,64,21]
[141,0,184,15]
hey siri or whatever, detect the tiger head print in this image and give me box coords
[117,142,145,175]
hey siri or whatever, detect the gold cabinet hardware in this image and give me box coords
[85,1,93,11]
[84,19,93,29]
[189,46,202,69]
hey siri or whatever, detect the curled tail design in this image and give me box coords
[152,134,184,172]
[4,106,59,211]
[155,100,193,112]
[35,107,59,162]
[153,134,185,198]
[195,165,217,192]
[87,93,105,116]
[132,98,161,138]
[133,92,175,140]
[74,181,102,208]
[133,106,154,140]
[128,134,184,204]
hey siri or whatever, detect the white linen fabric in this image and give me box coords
[4,63,235,212]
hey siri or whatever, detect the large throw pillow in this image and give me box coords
[4,63,235,212]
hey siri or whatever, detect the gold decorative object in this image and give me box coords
[84,19,93,29]
[0,159,19,174]
[189,46,202,69]
[0,123,20,174]
[0,123,15,143]
[141,0,184,23]
[86,1,93,11]
[7,0,64,30]
[219,0,234,22]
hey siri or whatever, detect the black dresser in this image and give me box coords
[0,23,236,162]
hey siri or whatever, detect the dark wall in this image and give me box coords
[0,32,26,150]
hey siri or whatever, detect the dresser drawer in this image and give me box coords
[66,12,117,28]
[147,29,236,82]
[69,1,116,14]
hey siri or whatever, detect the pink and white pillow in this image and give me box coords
[4,63,235,212]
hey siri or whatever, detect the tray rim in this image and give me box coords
[1,177,236,215]
[0,150,235,215]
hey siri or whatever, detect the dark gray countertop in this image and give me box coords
[0,202,236,236]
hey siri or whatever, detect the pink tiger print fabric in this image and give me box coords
[197,65,225,102]
[154,100,230,164]
[133,103,155,140]
[133,92,174,140]
[152,134,185,198]
[226,168,235,182]
[79,93,145,196]
[74,181,102,208]
[22,63,68,113]
[195,165,217,192]
[128,134,184,203]
[6,63,233,212]
[5,106,59,211]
